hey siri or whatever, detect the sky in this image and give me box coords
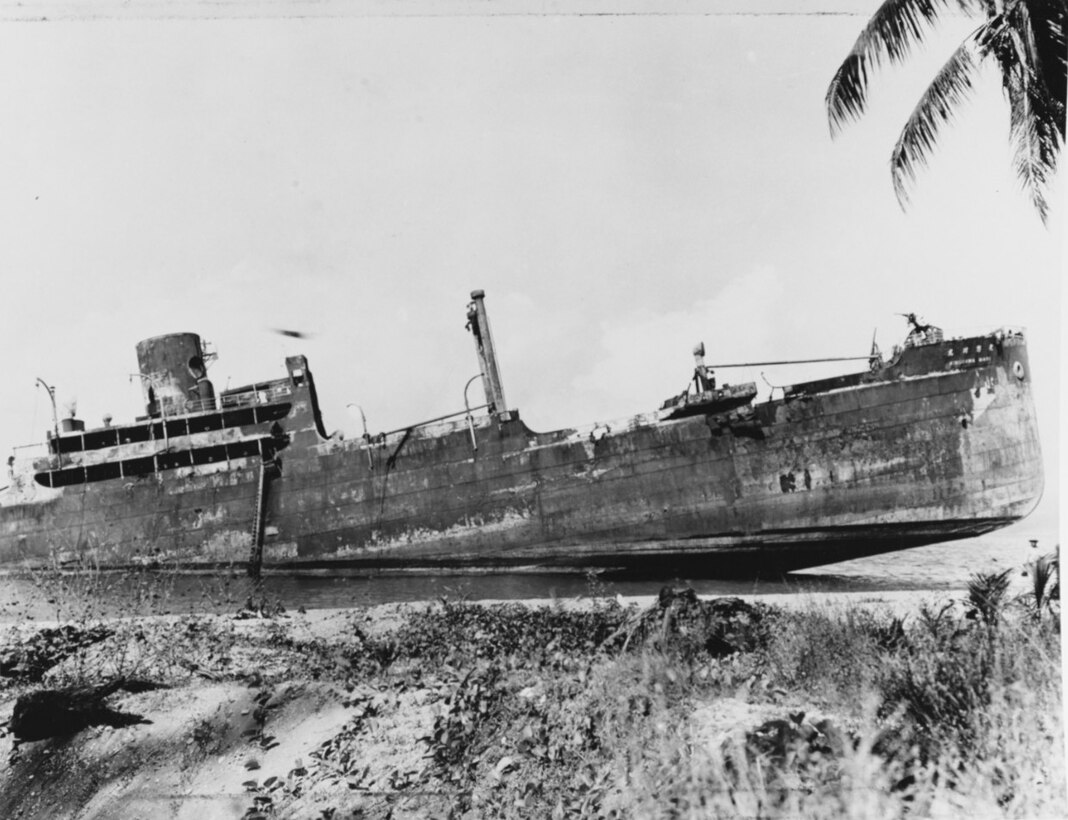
[0,1,1062,535]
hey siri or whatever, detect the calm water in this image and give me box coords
[0,525,1056,623]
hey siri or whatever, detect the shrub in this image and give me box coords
[424,663,507,775]
[0,624,113,685]
[387,600,629,667]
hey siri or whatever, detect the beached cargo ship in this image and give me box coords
[0,292,1043,575]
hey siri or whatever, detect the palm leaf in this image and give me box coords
[1006,69,1061,221]
[1030,551,1059,617]
[829,0,1065,222]
[1026,0,1068,118]
[826,0,981,135]
[966,568,1012,626]
[890,35,982,204]
[982,2,1065,222]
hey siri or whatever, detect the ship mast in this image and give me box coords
[466,290,508,416]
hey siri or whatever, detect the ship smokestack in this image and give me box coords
[135,333,215,417]
[466,290,508,415]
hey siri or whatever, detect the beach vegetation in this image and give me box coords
[0,562,1062,818]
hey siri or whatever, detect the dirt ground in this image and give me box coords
[0,606,448,819]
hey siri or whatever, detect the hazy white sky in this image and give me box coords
[0,1,1061,530]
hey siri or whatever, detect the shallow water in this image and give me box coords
[0,523,1055,623]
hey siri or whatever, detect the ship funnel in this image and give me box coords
[466,290,508,415]
[135,332,216,417]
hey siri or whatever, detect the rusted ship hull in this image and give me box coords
[0,299,1043,576]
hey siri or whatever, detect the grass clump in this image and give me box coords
[760,604,897,705]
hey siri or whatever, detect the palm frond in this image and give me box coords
[966,568,1012,626]
[982,2,1065,222]
[1008,71,1061,221]
[1030,550,1059,618]
[890,36,982,205]
[829,0,1065,221]
[826,0,980,135]
[1026,0,1068,119]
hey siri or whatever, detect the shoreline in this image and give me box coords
[0,586,972,631]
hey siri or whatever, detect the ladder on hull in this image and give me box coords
[248,460,276,578]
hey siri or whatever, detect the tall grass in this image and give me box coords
[593,597,1064,818]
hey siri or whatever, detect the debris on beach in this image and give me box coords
[606,586,768,655]
[744,711,850,765]
[8,677,165,746]
[235,595,287,620]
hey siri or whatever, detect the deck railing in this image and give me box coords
[219,385,293,409]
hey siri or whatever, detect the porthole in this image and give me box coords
[1013,361,1025,380]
